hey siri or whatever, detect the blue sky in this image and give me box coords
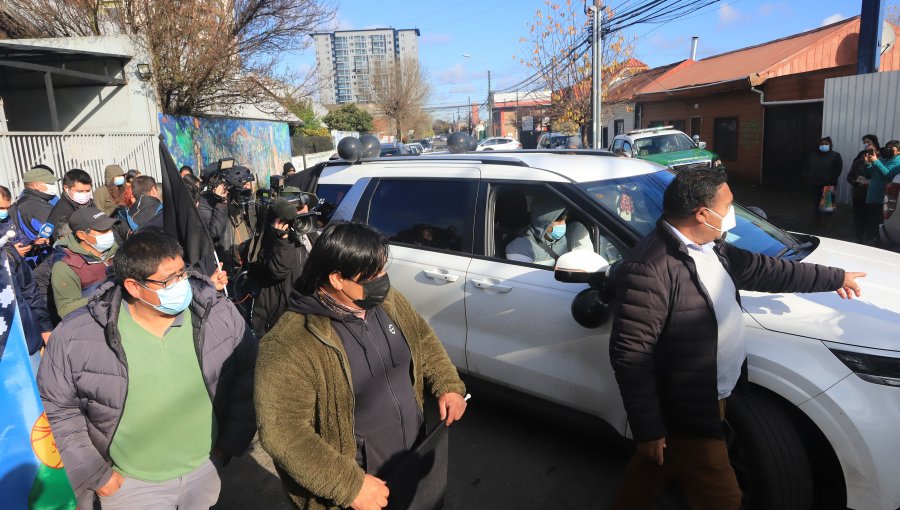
[288,1,873,120]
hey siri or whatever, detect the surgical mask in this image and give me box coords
[42,184,59,197]
[0,209,8,221]
[113,176,126,186]
[352,273,391,310]
[819,145,831,153]
[703,205,737,233]
[90,231,115,253]
[70,189,92,205]
[141,278,193,315]
[548,224,566,241]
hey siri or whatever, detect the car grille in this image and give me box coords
[671,161,711,172]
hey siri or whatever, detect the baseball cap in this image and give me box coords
[69,206,118,233]
[23,166,58,184]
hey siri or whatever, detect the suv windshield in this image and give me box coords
[633,133,696,156]
[577,171,801,257]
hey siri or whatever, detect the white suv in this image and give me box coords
[312,150,900,510]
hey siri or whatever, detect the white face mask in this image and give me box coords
[42,183,59,196]
[70,189,93,205]
[703,205,737,233]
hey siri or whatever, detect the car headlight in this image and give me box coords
[831,349,900,387]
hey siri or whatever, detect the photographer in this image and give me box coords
[251,187,317,338]
[198,161,257,275]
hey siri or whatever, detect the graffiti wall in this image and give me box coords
[158,114,291,179]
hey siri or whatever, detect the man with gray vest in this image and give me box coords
[38,228,255,510]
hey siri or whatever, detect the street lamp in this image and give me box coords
[462,54,492,138]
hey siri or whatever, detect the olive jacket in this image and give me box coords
[255,289,465,510]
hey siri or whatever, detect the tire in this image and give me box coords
[725,387,813,510]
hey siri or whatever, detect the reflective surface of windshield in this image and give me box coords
[577,171,799,257]
[633,133,697,156]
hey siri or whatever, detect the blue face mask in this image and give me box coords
[819,145,831,153]
[113,176,126,186]
[548,224,566,241]
[0,209,8,221]
[141,277,193,315]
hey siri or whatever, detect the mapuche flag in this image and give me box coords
[0,251,77,510]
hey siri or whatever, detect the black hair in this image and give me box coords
[182,173,201,204]
[132,175,158,198]
[0,185,10,202]
[180,165,193,174]
[114,227,184,283]
[125,169,141,183]
[863,134,880,149]
[297,222,389,295]
[30,164,53,172]
[62,169,92,188]
[820,136,833,145]
[663,169,728,220]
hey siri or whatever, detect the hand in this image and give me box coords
[350,474,389,510]
[864,153,878,164]
[14,242,31,257]
[636,438,666,466]
[96,471,124,497]
[211,262,228,291]
[837,271,866,300]
[273,218,290,232]
[33,237,49,246]
[211,447,232,467]
[438,392,467,426]
[214,183,228,199]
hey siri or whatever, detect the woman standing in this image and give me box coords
[255,222,467,510]
[864,140,900,245]
[847,134,880,243]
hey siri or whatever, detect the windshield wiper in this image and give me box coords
[775,241,814,259]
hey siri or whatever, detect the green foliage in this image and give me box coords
[432,119,452,135]
[323,104,374,133]
[298,125,331,137]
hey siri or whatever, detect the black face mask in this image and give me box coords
[353,273,391,310]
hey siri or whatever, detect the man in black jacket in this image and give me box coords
[47,168,94,243]
[609,169,865,510]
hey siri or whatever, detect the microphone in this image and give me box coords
[271,198,298,223]
[0,230,16,248]
[39,223,54,239]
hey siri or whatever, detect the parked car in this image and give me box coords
[379,142,409,157]
[610,126,723,172]
[313,150,900,510]
[406,142,425,155]
[476,137,523,151]
[413,139,434,152]
[537,132,584,149]
[879,174,900,247]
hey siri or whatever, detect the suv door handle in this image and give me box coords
[423,269,460,283]
[471,279,513,294]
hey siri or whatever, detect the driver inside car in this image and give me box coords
[506,195,591,266]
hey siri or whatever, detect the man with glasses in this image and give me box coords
[38,228,255,510]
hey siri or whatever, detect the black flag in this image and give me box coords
[159,139,218,275]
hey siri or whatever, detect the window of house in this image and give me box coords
[690,117,701,138]
[367,179,476,254]
[713,117,739,161]
[648,120,664,128]
[601,127,609,149]
[668,120,686,133]
[614,119,625,136]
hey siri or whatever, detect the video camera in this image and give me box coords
[270,195,321,238]
[202,158,255,204]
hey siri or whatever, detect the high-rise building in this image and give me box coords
[312,28,420,105]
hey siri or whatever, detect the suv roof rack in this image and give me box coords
[627,126,674,135]
[321,149,616,169]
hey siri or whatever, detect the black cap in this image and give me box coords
[69,206,117,233]
[283,162,295,173]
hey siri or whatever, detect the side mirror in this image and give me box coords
[554,251,610,285]
[698,141,707,150]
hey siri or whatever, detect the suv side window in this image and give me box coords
[612,139,624,153]
[315,184,351,226]
[622,141,633,156]
[487,183,623,268]
[366,179,477,254]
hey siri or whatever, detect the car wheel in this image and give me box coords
[725,387,813,510]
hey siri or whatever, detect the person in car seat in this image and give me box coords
[505,194,591,265]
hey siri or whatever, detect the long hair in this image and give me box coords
[297,222,389,295]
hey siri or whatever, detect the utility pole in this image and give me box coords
[857,0,885,74]
[468,96,472,134]
[487,70,493,138]
[589,0,602,149]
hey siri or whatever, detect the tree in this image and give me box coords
[518,0,634,147]
[323,104,374,133]
[370,58,432,140]
[0,0,334,116]
[432,119,452,135]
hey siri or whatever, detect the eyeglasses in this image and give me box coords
[141,269,187,290]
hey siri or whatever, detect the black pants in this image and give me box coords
[851,195,868,243]
[865,202,884,245]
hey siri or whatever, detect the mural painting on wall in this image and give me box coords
[159,114,291,179]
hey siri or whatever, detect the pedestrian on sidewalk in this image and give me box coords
[609,169,865,510]
[255,222,467,510]
[847,135,880,243]
[863,140,900,245]
[37,228,255,510]
[801,136,843,226]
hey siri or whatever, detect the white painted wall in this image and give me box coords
[603,102,635,149]
[823,71,900,204]
[2,35,159,134]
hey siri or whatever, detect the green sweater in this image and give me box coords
[50,234,117,318]
[865,156,900,204]
[255,290,465,510]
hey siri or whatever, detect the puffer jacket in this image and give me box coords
[37,274,257,510]
[255,289,465,510]
[609,219,844,442]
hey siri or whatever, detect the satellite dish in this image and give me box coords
[883,21,896,55]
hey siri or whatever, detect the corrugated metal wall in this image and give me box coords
[823,70,900,204]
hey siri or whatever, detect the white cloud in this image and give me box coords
[821,13,847,26]
[436,63,473,84]
[718,4,740,24]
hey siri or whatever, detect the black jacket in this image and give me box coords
[2,235,53,354]
[846,150,870,202]
[801,150,844,189]
[47,193,93,243]
[10,188,57,265]
[250,227,315,337]
[609,220,844,441]
[126,195,164,231]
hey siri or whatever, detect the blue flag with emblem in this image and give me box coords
[0,250,77,509]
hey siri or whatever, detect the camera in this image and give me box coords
[202,158,255,204]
